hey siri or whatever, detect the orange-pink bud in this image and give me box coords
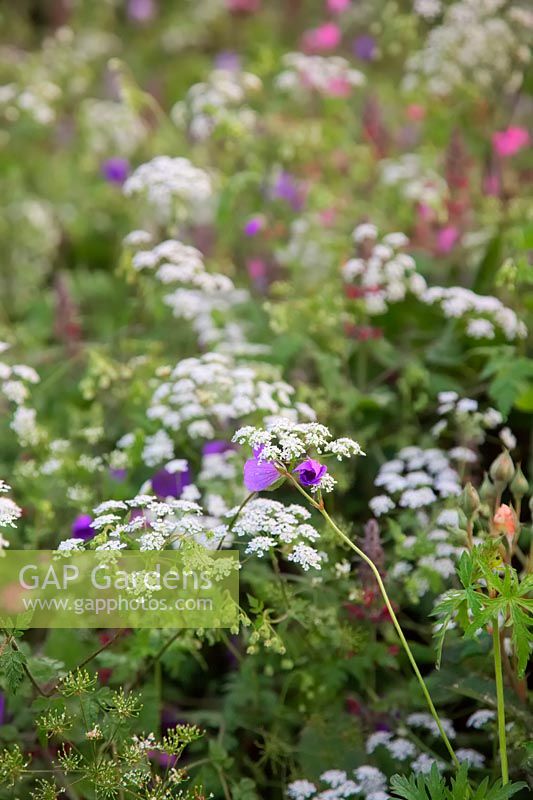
[493,504,516,540]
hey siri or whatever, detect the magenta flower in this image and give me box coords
[243,447,280,492]
[436,225,459,254]
[303,22,341,53]
[293,458,327,487]
[244,215,264,236]
[492,127,529,158]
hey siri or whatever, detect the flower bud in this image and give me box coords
[479,472,497,506]
[461,482,480,518]
[510,464,529,500]
[493,503,517,542]
[489,450,515,488]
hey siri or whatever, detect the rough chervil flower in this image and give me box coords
[146,353,311,446]
[456,748,485,768]
[343,224,427,316]
[234,419,364,494]
[369,447,460,516]
[421,286,526,341]
[276,52,365,98]
[467,709,496,729]
[171,67,261,142]
[0,482,22,532]
[124,235,249,347]
[287,780,317,800]
[218,498,322,571]
[406,712,456,740]
[123,156,213,224]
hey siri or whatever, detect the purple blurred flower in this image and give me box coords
[293,458,327,487]
[214,51,241,71]
[202,440,235,456]
[0,693,5,725]
[127,0,156,22]
[353,34,376,61]
[151,465,191,499]
[109,467,127,482]
[244,215,264,236]
[72,514,95,541]
[272,171,305,211]
[243,447,280,492]
[101,157,130,185]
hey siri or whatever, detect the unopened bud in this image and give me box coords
[489,450,515,488]
[493,503,517,542]
[461,482,480,518]
[479,473,497,506]
[510,464,529,500]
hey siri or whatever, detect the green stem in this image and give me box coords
[492,619,509,784]
[283,476,459,767]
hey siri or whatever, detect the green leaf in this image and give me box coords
[510,604,533,678]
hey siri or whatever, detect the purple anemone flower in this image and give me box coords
[353,34,376,61]
[72,514,95,541]
[151,465,191,499]
[202,440,235,456]
[101,157,130,185]
[293,458,327,487]
[243,447,280,492]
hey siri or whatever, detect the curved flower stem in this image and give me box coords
[492,618,509,784]
[285,475,459,768]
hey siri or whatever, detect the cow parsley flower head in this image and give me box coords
[123,156,213,224]
[146,353,311,446]
[218,498,322,570]
[234,419,364,493]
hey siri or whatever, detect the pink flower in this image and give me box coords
[492,127,530,158]
[303,22,341,52]
[226,0,260,12]
[436,225,460,254]
[327,0,350,12]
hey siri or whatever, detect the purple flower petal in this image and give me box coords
[293,458,327,487]
[243,456,280,492]
[151,466,191,499]
[72,514,95,541]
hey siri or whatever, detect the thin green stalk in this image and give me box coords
[284,476,459,767]
[492,619,509,783]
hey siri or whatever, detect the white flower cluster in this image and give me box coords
[413,0,442,20]
[380,155,448,209]
[344,222,526,340]
[171,68,261,141]
[125,235,248,347]
[0,344,41,447]
[404,0,532,96]
[343,225,427,315]
[370,446,461,516]
[0,27,117,126]
[421,286,527,341]
[431,390,504,441]
[276,53,365,97]
[287,766,388,800]
[0,481,22,552]
[79,99,147,156]
[123,156,213,224]
[59,495,204,553]
[146,353,310,445]
[217,498,322,570]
